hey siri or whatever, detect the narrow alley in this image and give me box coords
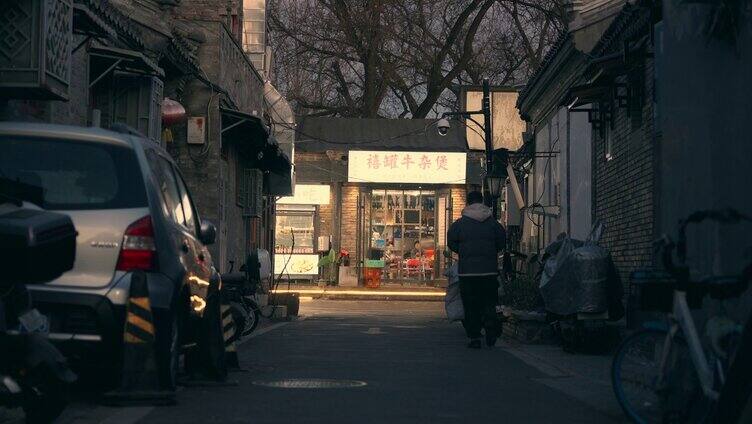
[58,300,625,424]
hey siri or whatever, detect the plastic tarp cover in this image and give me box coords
[540,243,624,319]
[444,263,464,321]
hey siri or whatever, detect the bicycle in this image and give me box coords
[611,209,752,423]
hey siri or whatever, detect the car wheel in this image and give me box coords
[156,309,180,390]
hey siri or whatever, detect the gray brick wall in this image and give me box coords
[593,58,656,282]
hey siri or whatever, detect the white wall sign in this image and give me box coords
[187,116,206,144]
[275,254,319,276]
[278,184,330,205]
[348,151,466,184]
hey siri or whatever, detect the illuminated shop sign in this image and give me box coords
[348,151,466,184]
[278,184,331,205]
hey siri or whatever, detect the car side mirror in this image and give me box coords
[199,220,216,245]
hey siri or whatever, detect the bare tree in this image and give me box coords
[269,0,565,119]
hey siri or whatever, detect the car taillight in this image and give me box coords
[116,216,156,271]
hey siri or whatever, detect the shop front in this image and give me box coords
[290,116,481,286]
[348,151,468,284]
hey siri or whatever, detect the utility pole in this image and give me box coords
[440,78,500,219]
[481,79,495,217]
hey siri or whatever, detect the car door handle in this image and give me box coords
[181,242,190,253]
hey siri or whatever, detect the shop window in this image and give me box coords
[275,206,315,255]
[367,189,439,281]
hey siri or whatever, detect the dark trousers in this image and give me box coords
[459,276,499,340]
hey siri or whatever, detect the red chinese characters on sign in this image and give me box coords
[350,151,465,183]
[367,154,380,169]
[436,155,448,170]
[401,154,415,169]
[383,154,398,169]
[419,155,431,170]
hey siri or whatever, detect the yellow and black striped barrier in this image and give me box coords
[222,304,240,369]
[102,271,175,406]
[124,290,155,344]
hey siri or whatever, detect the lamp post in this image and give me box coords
[439,78,507,219]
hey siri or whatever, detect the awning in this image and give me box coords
[263,136,292,174]
[89,45,164,87]
[220,108,292,176]
[561,69,611,109]
[220,107,268,150]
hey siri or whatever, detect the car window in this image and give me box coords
[152,155,186,227]
[0,136,147,210]
[172,166,199,236]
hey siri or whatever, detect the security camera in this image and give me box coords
[437,118,450,136]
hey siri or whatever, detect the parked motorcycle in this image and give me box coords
[0,178,78,422]
[220,253,265,342]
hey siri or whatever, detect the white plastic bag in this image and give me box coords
[444,263,464,321]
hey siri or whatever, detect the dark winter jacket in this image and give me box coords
[447,203,506,276]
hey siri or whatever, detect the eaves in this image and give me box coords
[517,39,587,126]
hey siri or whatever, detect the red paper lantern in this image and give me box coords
[162,98,186,126]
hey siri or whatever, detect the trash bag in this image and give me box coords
[540,243,624,319]
[444,263,464,321]
[539,236,582,291]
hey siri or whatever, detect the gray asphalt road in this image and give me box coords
[131,300,618,424]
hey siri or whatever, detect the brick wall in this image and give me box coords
[317,188,335,243]
[451,187,467,222]
[592,58,656,282]
[340,185,360,257]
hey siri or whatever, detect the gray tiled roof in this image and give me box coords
[295,117,467,153]
[516,31,570,108]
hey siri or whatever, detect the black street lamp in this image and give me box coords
[438,78,508,219]
[486,174,504,199]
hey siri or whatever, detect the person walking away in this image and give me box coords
[447,191,506,349]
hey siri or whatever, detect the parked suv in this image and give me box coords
[0,122,226,388]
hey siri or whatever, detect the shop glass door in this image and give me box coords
[368,189,440,282]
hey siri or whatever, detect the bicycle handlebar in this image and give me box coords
[659,208,752,288]
[676,209,752,263]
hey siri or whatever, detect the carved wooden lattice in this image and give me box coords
[0,0,71,100]
[44,0,71,83]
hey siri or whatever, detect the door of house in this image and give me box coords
[355,189,371,284]
[436,189,453,277]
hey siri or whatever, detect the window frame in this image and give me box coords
[171,164,201,237]
[150,152,188,229]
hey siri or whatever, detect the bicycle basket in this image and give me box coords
[630,269,676,312]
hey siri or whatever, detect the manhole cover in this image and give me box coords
[252,379,367,389]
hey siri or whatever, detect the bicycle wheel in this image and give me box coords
[241,298,260,336]
[612,329,687,423]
